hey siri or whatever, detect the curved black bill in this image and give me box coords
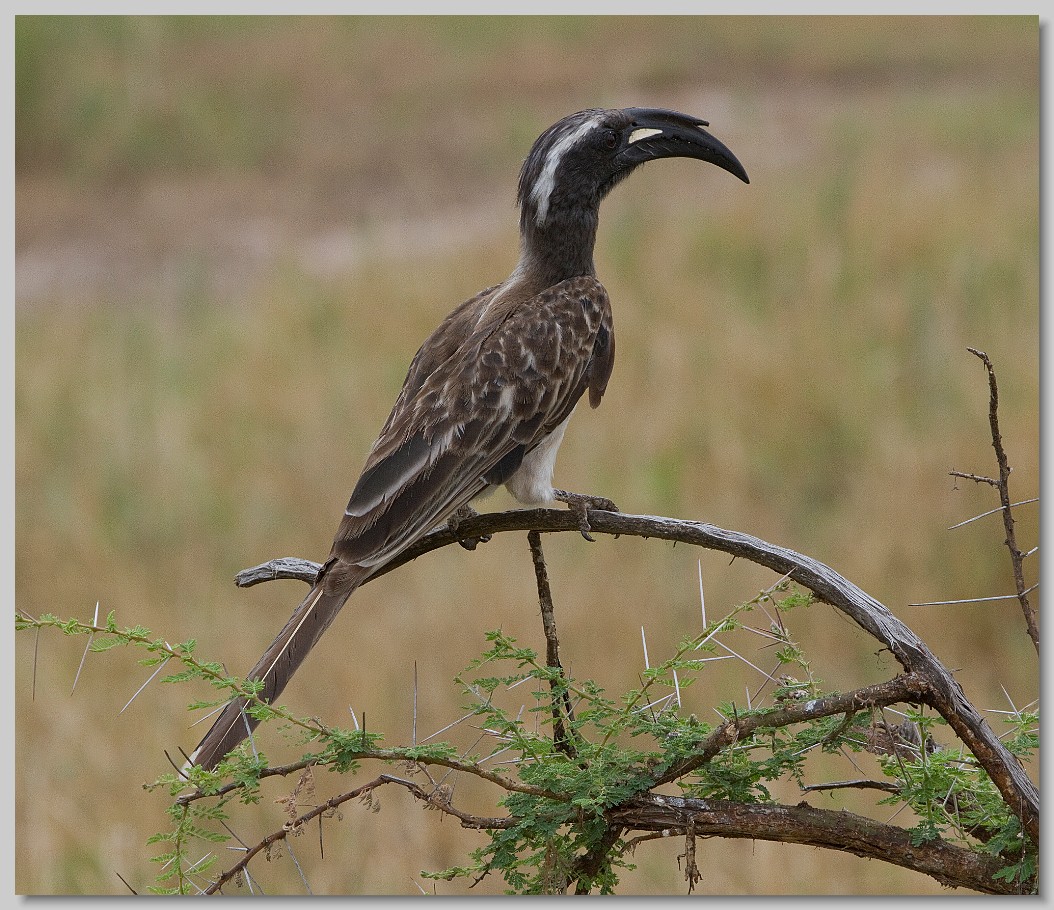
[618,107,749,184]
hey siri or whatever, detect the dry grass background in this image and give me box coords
[14,15,1038,895]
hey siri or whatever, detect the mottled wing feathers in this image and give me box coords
[330,275,613,569]
[587,318,615,409]
[376,284,499,440]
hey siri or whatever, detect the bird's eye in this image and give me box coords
[603,129,619,150]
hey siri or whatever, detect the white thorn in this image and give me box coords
[71,601,101,695]
[909,589,1037,606]
[1000,684,1018,717]
[697,560,707,630]
[120,653,172,715]
[412,661,418,746]
[716,640,779,683]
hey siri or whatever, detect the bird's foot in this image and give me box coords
[447,504,492,550]
[553,490,619,542]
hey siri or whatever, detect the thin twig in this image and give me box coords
[206,770,518,892]
[527,530,576,756]
[204,775,389,893]
[802,778,901,794]
[949,470,998,487]
[822,711,857,747]
[650,674,930,788]
[115,871,138,895]
[177,745,561,807]
[959,348,1038,651]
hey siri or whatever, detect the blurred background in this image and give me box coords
[15,15,1038,896]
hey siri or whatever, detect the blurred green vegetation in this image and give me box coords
[15,15,1038,896]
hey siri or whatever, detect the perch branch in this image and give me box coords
[233,557,322,587]
[234,507,1038,846]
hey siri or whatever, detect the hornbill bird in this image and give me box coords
[188,107,748,771]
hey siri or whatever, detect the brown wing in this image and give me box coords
[329,275,614,570]
[374,284,499,441]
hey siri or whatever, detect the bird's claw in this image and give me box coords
[553,490,619,542]
[447,505,492,550]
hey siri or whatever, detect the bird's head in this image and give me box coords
[517,107,749,231]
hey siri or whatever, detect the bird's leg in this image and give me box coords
[552,490,619,542]
[446,504,493,550]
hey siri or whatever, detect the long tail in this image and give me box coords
[187,565,369,771]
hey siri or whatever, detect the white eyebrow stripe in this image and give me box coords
[530,113,604,226]
[628,127,663,144]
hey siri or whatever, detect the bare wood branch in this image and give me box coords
[526,530,576,756]
[233,507,1038,846]
[201,777,372,893]
[374,773,515,831]
[205,772,511,894]
[650,674,929,788]
[608,795,1026,895]
[115,871,138,895]
[680,821,701,894]
[801,778,901,794]
[570,822,623,894]
[235,557,321,587]
[177,746,560,807]
[961,347,1038,652]
[949,470,998,487]
[203,774,387,893]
